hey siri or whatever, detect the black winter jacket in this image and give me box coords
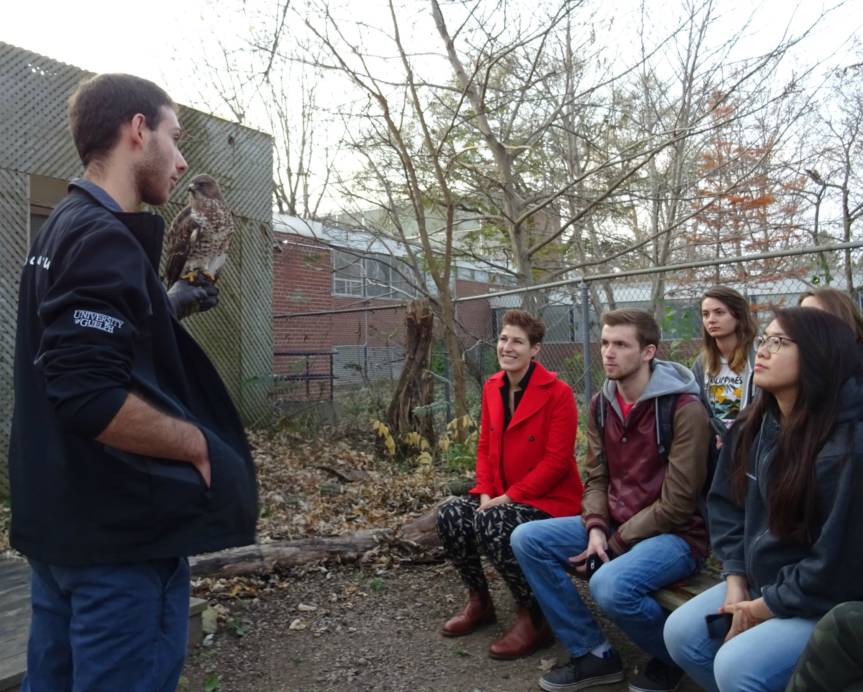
[9,186,258,565]
[708,376,863,618]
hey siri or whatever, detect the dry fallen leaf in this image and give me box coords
[186,426,462,603]
[539,658,558,673]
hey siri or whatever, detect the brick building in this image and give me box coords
[272,216,512,401]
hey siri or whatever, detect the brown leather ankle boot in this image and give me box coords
[441,590,496,637]
[488,607,554,659]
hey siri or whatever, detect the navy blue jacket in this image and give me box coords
[9,186,258,565]
[708,376,863,618]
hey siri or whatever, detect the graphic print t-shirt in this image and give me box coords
[706,359,743,426]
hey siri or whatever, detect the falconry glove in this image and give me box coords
[167,277,219,320]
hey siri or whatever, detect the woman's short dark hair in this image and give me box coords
[731,307,861,542]
[798,288,863,343]
[501,309,545,345]
[701,286,758,375]
[68,73,175,166]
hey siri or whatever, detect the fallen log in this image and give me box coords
[398,500,446,548]
[190,499,453,577]
[190,529,392,577]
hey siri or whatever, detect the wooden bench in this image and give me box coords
[0,557,206,692]
[654,571,721,611]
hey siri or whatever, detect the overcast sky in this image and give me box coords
[3,0,860,131]
[3,0,859,216]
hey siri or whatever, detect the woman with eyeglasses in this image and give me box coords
[784,293,863,692]
[664,307,863,692]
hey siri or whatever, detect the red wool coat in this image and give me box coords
[469,362,584,517]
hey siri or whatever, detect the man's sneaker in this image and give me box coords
[539,650,625,692]
[628,658,685,692]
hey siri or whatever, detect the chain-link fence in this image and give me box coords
[273,244,863,435]
[0,42,274,498]
[481,244,863,411]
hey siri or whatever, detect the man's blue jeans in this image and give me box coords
[664,581,818,692]
[511,516,697,665]
[23,557,190,692]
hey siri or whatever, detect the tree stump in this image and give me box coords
[386,298,436,446]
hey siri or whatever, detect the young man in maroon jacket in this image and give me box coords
[512,308,710,692]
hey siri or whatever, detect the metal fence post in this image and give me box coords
[581,281,592,405]
[363,344,369,382]
[443,348,452,423]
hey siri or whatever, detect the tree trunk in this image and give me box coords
[189,529,391,576]
[189,501,452,577]
[398,502,446,548]
[386,299,436,445]
[843,186,854,292]
[439,296,469,441]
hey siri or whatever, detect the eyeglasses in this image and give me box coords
[756,334,795,353]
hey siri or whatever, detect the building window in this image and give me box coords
[332,249,363,296]
[391,259,417,299]
[332,249,421,299]
[365,255,391,298]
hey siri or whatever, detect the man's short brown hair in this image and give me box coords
[501,309,546,345]
[601,308,660,349]
[68,73,175,166]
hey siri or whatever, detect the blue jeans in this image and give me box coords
[23,557,190,692]
[511,516,697,664]
[664,581,818,692]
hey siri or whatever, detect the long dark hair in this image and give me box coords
[731,307,860,543]
[701,286,757,376]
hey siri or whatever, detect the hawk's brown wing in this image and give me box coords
[164,206,200,286]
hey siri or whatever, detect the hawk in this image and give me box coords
[163,174,235,287]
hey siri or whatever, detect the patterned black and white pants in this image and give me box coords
[436,495,551,607]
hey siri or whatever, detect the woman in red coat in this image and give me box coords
[436,309,584,659]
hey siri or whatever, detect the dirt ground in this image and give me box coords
[181,561,700,692]
[1,428,703,692]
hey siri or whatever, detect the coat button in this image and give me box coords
[528,435,535,442]
[621,436,627,443]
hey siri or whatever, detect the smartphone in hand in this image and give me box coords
[705,612,733,639]
[584,555,602,579]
